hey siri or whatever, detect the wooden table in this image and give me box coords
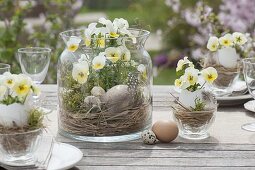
[42,85,255,170]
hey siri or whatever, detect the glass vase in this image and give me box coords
[57,28,152,142]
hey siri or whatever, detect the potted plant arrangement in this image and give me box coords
[172,57,218,139]
[58,18,152,142]
[205,32,248,96]
[0,72,44,162]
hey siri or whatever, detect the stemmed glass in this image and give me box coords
[17,47,51,84]
[242,58,255,131]
[0,63,10,74]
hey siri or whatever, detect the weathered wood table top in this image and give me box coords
[42,84,255,170]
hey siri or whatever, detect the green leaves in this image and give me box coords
[0,95,23,105]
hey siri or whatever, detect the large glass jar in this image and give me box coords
[58,28,152,142]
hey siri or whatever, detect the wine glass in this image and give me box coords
[0,63,10,74]
[17,47,51,84]
[242,58,255,131]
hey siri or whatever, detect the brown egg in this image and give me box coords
[152,120,178,143]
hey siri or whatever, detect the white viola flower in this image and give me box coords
[92,54,106,70]
[219,34,234,47]
[179,75,190,89]
[184,67,199,85]
[232,32,248,45]
[2,72,16,88]
[201,67,218,84]
[0,85,7,99]
[113,18,130,35]
[119,46,131,61]
[67,36,81,52]
[84,23,97,47]
[105,47,121,63]
[98,17,119,38]
[72,61,89,84]
[137,64,147,79]
[207,36,219,51]
[176,56,193,71]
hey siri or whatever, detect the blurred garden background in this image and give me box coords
[0,0,254,84]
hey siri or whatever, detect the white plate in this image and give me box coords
[244,100,255,113]
[217,94,252,106]
[48,143,83,170]
[0,143,83,170]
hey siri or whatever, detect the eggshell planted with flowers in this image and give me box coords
[152,120,178,143]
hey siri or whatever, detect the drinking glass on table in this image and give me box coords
[0,63,10,74]
[17,47,51,84]
[242,58,255,131]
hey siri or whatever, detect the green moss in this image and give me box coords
[27,109,44,129]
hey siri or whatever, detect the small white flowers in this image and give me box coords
[176,56,194,72]
[67,36,81,52]
[0,72,41,104]
[207,32,247,52]
[119,46,131,61]
[92,53,106,70]
[105,47,122,63]
[72,61,89,84]
[174,57,218,91]
[207,36,219,51]
[233,32,247,45]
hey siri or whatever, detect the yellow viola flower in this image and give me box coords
[201,67,218,83]
[67,36,81,52]
[72,61,89,84]
[105,47,121,63]
[84,23,97,47]
[13,79,31,97]
[84,38,91,47]
[92,54,106,70]
[109,32,119,38]
[219,34,234,47]
[207,36,219,51]
[232,32,247,45]
[3,72,16,88]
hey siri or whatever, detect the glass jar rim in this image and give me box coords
[0,63,10,70]
[18,47,51,54]
[242,58,255,64]
[0,128,42,136]
[59,28,150,40]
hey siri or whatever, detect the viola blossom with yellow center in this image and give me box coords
[219,34,234,47]
[137,64,147,79]
[67,36,81,52]
[207,36,219,51]
[72,61,89,84]
[232,32,247,46]
[2,72,16,88]
[119,46,131,62]
[105,47,121,63]
[13,79,31,97]
[201,67,218,84]
[92,53,106,70]
[84,23,97,47]
[98,17,119,38]
[184,67,199,86]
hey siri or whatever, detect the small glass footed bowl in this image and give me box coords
[173,108,216,140]
[0,128,42,163]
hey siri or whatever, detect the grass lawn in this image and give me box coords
[153,68,176,85]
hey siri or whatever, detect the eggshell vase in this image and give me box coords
[217,47,239,69]
[179,89,203,109]
[0,103,28,127]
